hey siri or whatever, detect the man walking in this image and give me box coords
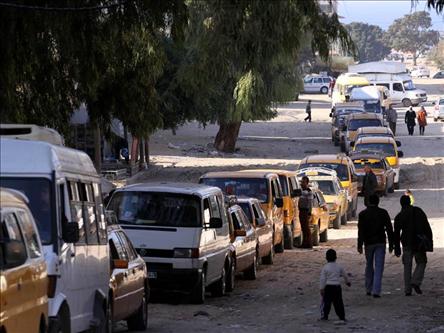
[405,107,416,136]
[394,195,433,296]
[386,105,398,135]
[358,194,394,298]
[362,165,377,207]
[299,176,313,248]
[304,100,312,122]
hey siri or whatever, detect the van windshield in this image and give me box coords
[348,119,382,131]
[0,177,53,244]
[355,143,396,156]
[299,163,349,181]
[107,192,201,227]
[403,80,416,91]
[201,178,269,203]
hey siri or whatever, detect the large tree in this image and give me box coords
[180,0,354,153]
[346,22,390,63]
[385,11,440,65]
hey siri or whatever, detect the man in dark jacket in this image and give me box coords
[358,194,394,298]
[299,176,313,248]
[405,107,416,136]
[394,195,433,296]
[362,165,377,207]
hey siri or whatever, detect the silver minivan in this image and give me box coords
[106,182,232,304]
[303,75,332,94]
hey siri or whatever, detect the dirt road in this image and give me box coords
[115,79,444,333]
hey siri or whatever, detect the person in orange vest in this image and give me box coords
[417,106,427,136]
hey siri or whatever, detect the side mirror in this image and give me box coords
[105,210,118,225]
[396,140,402,147]
[62,222,80,243]
[398,151,404,158]
[291,189,302,198]
[274,197,284,208]
[113,259,129,269]
[209,217,223,229]
[3,240,27,268]
[234,229,247,237]
[256,217,266,227]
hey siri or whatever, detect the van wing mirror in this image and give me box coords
[234,229,247,237]
[398,151,404,158]
[274,197,284,208]
[256,217,266,226]
[62,222,80,243]
[113,259,129,269]
[291,189,302,198]
[395,140,402,147]
[3,240,27,268]
[209,217,223,229]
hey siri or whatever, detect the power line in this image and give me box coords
[0,0,134,12]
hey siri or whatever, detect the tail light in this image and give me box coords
[47,275,57,298]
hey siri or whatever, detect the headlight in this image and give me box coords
[174,248,199,258]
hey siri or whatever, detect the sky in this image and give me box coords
[338,0,444,31]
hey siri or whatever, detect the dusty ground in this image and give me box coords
[115,78,444,333]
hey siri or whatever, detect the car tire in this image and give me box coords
[244,253,258,280]
[262,244,274,265]
[226,257,236,292]
[434,118,438,122]
[190,270,206,304]
[394,182,400,190]
[312,224,320,246]
[320,226,328,243]
[293,231,303,247]
[321,86,328,94]
[49,305,70,333]
[274,231,285,253]
[402,98,412,107]
[341,213,347,225]
[127,287,148,331]
[284,224,294,249]
[211,265,226,297]
[332,214,340,229]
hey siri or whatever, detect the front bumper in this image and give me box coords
[146,264,201,292]
[411,97,427,104]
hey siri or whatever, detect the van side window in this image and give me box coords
[93,183,107,245]
[83,183,99,245]
[111,232,128,261]
[2,213,27,268]
[17,210,42,258]
[68,181,86,244]
[271,179,282,198]
[209,196,221,218]
[203,199,211,224]
[252,204,261,220]
[231,211,243,230]
[393,83,403,92]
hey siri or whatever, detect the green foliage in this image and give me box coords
[385,11,440,64]
[428,40,444,68]
[346,22,391,63]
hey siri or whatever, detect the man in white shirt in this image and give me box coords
[320,249,351,321]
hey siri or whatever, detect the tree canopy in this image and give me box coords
[385,11,440,65]
[346,22,390,63]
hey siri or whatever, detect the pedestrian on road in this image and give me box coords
[386,105,398,135]
[417,106,427,136]
[304,100,312,122]
[320,249,351,322]
[358,194,394,298]
[361,165,377,207]
[299,176,313,248]
[405,107,416,136]
[394,195,433,296]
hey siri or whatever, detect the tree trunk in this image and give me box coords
[214,121,242,153]
[144,136,150,165]
[413,54,417,66]
[93,122,102,171]
[139,138,147,170]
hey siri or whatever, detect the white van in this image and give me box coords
[0,124,64,146]
[349,62,427,107]
[106,182,232,304]
[350,86,383,115]
[0,138,109,333]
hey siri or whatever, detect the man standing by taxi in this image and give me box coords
[362,165,377,207]
[299,176,313,248]
[386,105,398,135]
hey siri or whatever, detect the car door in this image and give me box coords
[312,77,323,92]
[304,77,314,92]
[252,202,272,258]
[238,209,256,260]
[391,82,404,103]
[230,209,248,271]
[288,176,301,237]
[271,178,284,239]
[316,193,330,233]
[384,159,395,189]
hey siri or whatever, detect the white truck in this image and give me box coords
[349,61,427,107]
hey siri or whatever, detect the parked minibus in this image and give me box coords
[0,138,110,333]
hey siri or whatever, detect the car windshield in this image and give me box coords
[107,191,201,227]
[363,100,382,113]
[316,180,337,195]
[355,143,396,156]
[299,163,349,181]
[201,178,269,203]
[0,177,53,244]
[336,109,364,116]
[353,160,384,169]
[238,202,252,222]
[403,80,416,91]
[348,119,382,131]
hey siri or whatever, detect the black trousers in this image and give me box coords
[407,124,415,135]
[304,112,311,122]
[321,285,345,320]
[419,125,425,135]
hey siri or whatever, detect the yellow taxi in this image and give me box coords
[199,171,285,253]
[353,136,404,189]
[299,154,358,219]
[344,113,384,153]
[354,126,395,142]
[330,102,366,147]
[297,168,348,229]
[247,170,302,249]
[0,188,48,333]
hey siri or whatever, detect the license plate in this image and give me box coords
[148,271,157,279]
